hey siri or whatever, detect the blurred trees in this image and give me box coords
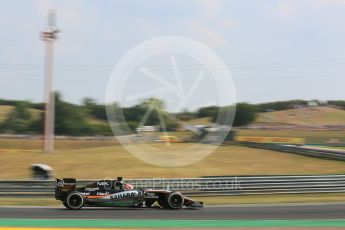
[176,109,196,121]
[82,97,108,120]
[232,103,257,126]
[0,102,32,133]
[203,104,256,126]
[54,92,92,135]
[328,100,345,109]
[197,106,219,118]
[1,96,344,136]
[0,93,112,136]
[122,98,178,131]
[257,100,307,112]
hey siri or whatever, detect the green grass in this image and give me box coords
[1,139,345,179]
[3,219,345,228]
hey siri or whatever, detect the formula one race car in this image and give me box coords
[55,177,203,210]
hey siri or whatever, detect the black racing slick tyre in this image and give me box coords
[64,192,84,210]
[166,192,184,210]
[62,201,69,209]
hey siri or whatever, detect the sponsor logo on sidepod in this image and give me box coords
[97,181,110,186]
[110,191,138,200]
[85,187,99,191]
[97,192,109,195]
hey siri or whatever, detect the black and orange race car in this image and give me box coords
[55,177,203,210]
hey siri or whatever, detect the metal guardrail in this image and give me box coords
[240,142,345,161]
[1,175,345,197]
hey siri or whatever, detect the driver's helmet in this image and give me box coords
[115,176,124,190]
[123,183,134,190]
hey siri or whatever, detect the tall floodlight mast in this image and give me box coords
[41,10,59,152]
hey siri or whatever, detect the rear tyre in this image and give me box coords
[65,192,84,210]
[62,201,69,209]
[166,192,184,210]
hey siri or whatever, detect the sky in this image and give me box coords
[1,0,345,108]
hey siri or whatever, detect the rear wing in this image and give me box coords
[55,178,76,192]
[55,178,77,200]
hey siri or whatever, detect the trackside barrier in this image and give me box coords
[1,174,345,197]
[238,142,345,161]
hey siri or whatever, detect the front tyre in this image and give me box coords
[65,192,84,210]
[166,192,184,210]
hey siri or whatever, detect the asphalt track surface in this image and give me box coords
[1,203,345,220]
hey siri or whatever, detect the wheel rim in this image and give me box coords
[169,194,183,208]
[68,194,83,208]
